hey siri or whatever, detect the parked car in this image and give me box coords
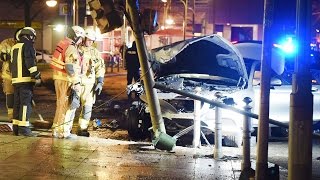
[36,50,52,63]
[127,35,252,146]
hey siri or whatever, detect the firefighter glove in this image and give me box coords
[94,83,103,95]
[34,78,41,87]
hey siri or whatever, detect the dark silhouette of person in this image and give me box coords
[124,41,140,85]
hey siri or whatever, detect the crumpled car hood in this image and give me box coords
[149,35,248,86]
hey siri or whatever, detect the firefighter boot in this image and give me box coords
[18,127,37,137]
[12,125,18,136]
[77,129,90,137]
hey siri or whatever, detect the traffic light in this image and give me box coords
[88,0,124,33]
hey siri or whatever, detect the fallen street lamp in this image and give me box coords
[46,0,58,7]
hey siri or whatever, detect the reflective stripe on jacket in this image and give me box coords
[50,38,71,73]
[52,39,81,84]
[10,41,38,84]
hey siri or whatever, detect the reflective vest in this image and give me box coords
[10,43,37,84]
[52,39,82,83]
[50,38,71,74]
[0,38,16,80]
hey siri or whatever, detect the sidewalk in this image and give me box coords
[0,132,288,180]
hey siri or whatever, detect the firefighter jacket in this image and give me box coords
[80,46,105,85]
[51,38,82,84]
[10,37,40,84]
[0,38,16,80]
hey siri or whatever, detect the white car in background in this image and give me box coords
[36,50,52,63]
[234,41,320,136]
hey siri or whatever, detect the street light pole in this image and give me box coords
[288,0,313,179]
[180,0,188,40]
[255,0,274,179]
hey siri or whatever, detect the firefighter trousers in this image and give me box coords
[3,78,14,120]
[12,83,33,127]
[52,79,75,138]
[78,83,95,130]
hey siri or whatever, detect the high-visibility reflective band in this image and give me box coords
[79,118,90,130]
[51,57,65,66]
[7,108,13,115]
[22,105,27,122]
[15,43,24,79]
[28,66,38,73]
[12,119,20,125]
[19,121,30,127]
[12,77,35,84]
[51,60,65,70]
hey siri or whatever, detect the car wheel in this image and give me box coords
[127,104,151,140]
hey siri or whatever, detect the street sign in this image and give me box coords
[59,3,68,16]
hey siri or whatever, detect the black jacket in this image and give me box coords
[125,43,140,71]
[10,37,40,84]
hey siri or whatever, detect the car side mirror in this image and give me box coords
[271,77,282,86]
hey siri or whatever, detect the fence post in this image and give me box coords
[242,97,252,170]
[193,87,201,148]
[214,92,223,159]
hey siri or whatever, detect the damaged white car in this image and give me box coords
[127,35,252,146]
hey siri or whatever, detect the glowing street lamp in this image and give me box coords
[46,0,57,7]
[165,18,174,25]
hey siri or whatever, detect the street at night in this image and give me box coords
[1,0,320,179]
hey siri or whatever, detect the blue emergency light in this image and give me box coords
[274,36,297,56]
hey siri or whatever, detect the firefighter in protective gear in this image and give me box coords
[0,28,22,123]
[50,25,85,139]
[10,27,41,136]
[76,28,105,137]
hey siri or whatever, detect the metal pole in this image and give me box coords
[288,0,313,179]
[72,0,76,26]
[214,93,223,159]
[180,0,188,40]
[211,0,216,34]
[193,87,201,148]
[242,97,252,170]
[75,0,79,26]
[126,0,166,136]
[255,0,274,179]
[24,0,32,26]
[192,0,195,36]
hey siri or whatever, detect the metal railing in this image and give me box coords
[153,82,320,172]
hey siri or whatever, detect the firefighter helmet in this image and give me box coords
[19,27,37,42]
[67,26,85,44]
[14,28,23,41]
[85,29,97,41]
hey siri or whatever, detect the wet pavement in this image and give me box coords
[0,132,289,180]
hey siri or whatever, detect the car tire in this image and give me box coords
[127,104,151,140]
